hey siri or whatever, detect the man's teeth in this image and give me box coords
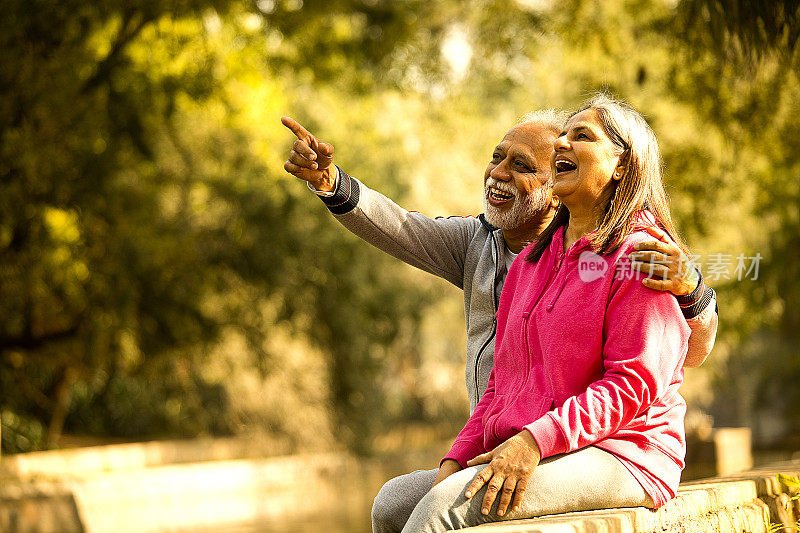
[489,187,514,200]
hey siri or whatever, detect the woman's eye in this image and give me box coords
[576,132,589,140]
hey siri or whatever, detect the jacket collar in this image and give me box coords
[556,209,659,255]
[478,213,500,233]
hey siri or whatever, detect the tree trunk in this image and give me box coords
[47,367,77,448]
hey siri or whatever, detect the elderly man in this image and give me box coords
[282,112,717,532]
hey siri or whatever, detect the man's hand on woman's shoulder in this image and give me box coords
[628,225,700,296]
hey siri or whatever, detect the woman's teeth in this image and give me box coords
[555,160,577,172]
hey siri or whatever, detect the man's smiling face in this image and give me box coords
[483,122,556,232]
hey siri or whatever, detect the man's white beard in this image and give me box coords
[483,179,552,231]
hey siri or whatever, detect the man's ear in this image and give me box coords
[549,194,560,208]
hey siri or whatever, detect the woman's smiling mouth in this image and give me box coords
[554,157,577,176]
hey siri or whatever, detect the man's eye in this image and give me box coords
[515,161,530,171]
[492,152,502,161]
[576,132,589,140]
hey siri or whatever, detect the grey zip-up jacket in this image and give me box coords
[315,167,718,413]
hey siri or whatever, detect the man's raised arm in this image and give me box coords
[281,117,481,289]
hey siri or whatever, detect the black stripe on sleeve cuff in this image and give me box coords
[676,268,715,319]
[318,166,360,215]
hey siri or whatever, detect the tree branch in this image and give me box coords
[80,10,154,95]
[0,322,82,352]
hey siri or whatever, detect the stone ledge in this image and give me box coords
[2,453,372,533]
[0,437,285,478]
[1,443,797,533]
[463,461,800,533]
[0,444,450,533]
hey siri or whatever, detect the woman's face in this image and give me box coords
[550,108,623,211]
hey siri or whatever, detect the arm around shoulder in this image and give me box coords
[678,271,718,367]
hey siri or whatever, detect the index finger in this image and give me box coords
[633,240,672,255]
[642,225,678,246]
[467,451,492,467]
[465,466,493,498]
[281,116,313,141]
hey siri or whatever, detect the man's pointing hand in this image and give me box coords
[281,116,337,193]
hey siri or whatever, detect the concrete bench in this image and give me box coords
[463,462,800,533]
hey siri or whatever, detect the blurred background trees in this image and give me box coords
[1,0,798,454]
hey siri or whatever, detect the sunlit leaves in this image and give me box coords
[676,0,800,64]
[3,0,800,454]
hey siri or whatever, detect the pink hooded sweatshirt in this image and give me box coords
[443,212,690,507]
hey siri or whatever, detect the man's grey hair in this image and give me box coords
[516,108,569,135]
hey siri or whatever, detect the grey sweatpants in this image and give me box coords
[371,446,653,533]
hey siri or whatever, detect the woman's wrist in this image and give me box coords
[517,430,542,460]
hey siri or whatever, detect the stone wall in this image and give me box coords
[0,438,798,533]
[0,437,448,533]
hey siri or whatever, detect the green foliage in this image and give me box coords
[779,473,800,498]
[0,0,462,453]
[770,473,800,532]
[2,0,800,454]
[1,1,256,449]
[1,410,46,453]
[676,0,800,62]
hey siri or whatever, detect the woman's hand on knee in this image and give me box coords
[432,459,462,487]
[464,431,541,517]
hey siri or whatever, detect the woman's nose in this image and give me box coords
[553,136,569,151]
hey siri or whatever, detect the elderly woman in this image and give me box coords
[399,94,691,532]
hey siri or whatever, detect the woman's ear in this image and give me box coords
[612,162,625,181]
[613,150,629,181]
